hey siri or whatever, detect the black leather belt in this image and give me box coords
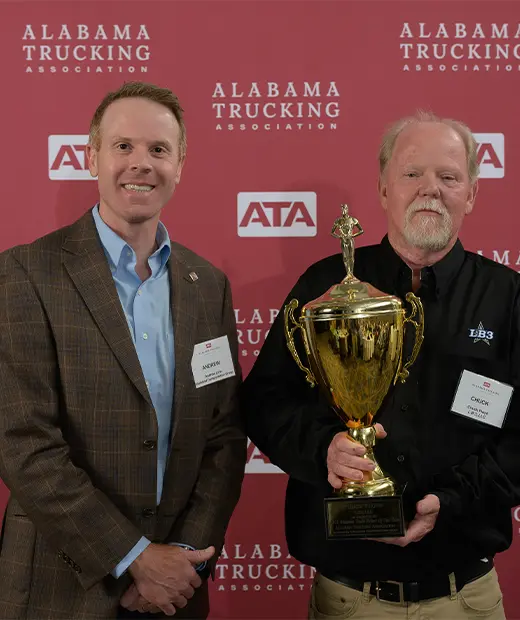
[322,558,493,603]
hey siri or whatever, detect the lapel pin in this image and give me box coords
[189,272,199,282]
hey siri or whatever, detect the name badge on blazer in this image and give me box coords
[191,336,236,388]
[451,369,513,428]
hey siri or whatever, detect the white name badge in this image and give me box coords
[451,370,514,428]
[191,336,236,388]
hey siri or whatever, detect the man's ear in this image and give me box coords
[86,144,98,178]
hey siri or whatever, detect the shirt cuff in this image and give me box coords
[168,542,207,572]
[111,536,151,579]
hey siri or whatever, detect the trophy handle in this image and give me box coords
[283,299,317,387]
[395,292,425,383]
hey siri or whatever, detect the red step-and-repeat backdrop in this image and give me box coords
[1,0,520,617]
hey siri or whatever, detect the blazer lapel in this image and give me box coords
[62,211,152,406]
[169,244,200,440]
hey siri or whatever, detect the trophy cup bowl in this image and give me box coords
[283,205,424,539]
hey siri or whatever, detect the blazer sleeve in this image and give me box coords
[0,253,143,590]
[166,275,246,565]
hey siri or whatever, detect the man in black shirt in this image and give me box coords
[242,112,517,619]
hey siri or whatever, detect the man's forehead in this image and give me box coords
[392,123,466,163]
[101,98,179,131]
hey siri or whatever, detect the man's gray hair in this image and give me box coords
[378,110,479,184]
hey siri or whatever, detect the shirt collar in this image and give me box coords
[155,220,171,269]
[379,234,465,299]
[92,204,171,270]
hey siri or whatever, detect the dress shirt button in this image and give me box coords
[143,439,157,451]
[142,508,156,518]
[137,289,142,296]
[142,333,148,340]
[401,404,409,412]
[145,380,150,388]
[397,454,405,463]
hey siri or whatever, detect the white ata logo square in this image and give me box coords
[474,133,505,179]
[237,192,317,237]
[48,135,93,180]
[245,441,283,474]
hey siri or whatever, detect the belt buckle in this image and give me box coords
[375,580,405,604]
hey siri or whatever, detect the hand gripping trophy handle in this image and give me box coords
[395,292,425,384]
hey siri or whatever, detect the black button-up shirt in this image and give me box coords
[243,236,520,581]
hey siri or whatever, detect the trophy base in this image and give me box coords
[324,484,405,540]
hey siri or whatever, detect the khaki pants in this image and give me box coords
[308,568,506,619]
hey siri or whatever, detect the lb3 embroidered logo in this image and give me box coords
[468,322,494,345]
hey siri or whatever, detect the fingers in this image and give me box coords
[327,471,343,489]
[188,571,202,589]
[138,602,162,614]
[158,602,176,616]
[332,433,366,456]
[148,605,162,614]
[184,546,215,566]
[416,494,440,515]
[128,595,149,613]
[180,584,195,601]
[374,423,387,438]
[170,594,188,610]
[329,450,376,479]
[120,584,140,609]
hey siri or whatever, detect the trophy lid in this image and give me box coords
[302,204,403,321]
[302,281,403,321]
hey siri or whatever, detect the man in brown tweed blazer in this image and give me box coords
[0,82,246,619]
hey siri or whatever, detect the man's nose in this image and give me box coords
[418,173,440,199]
[128,149,152,173]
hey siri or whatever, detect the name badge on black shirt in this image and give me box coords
[451,370,513,428]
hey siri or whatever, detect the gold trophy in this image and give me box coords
[284,205,424,539]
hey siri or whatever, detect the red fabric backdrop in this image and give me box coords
[1,1,519,617]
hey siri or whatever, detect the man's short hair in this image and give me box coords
[379,110,479,184]
[89,81,187,161]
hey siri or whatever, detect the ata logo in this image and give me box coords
[48,135,94,180]
[237,192,317,237]
[474,134,505,179]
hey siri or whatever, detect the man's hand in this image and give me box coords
[327,424,387,489]
[370,494,440,547]
[120,583,161,615]
[122,543,215,616]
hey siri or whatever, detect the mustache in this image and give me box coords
[407,199,447,216]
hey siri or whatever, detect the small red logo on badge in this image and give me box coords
[484,381,490,388]
[206,343,212,349]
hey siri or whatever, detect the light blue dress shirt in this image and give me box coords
[92,206,175,577]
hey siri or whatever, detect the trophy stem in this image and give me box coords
[338,426,396,498]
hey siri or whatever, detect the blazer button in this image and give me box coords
[143,440,157,451]
[142,508,156,518]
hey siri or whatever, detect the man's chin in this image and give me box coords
[404,227,452,252]
[125,213,157,225]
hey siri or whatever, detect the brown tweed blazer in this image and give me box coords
[0,211,246,619]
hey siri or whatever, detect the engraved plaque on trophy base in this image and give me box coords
[324,490,405,540]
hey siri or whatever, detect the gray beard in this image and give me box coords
[403,198,453,252]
